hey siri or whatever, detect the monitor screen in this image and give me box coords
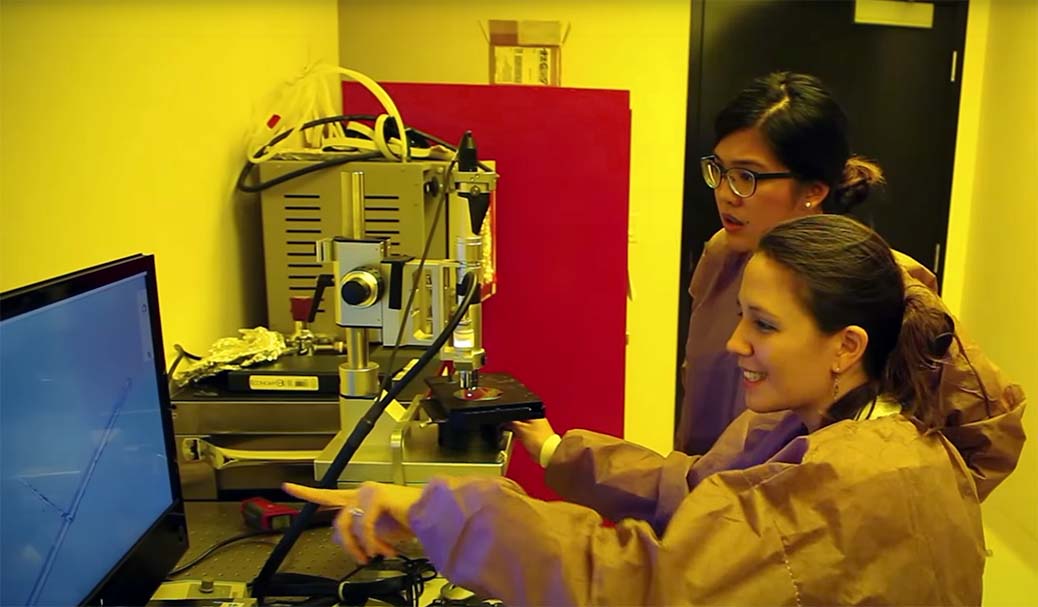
[1,255,187,606]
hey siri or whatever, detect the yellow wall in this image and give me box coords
[338,0,691,454]
[949,0,1038,604]
[942,0,990,317]
[0,0,339,360]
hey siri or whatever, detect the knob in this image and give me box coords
[340,270,380,308]
[341,280,370,305]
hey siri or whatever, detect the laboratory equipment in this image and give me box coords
[178,110,537,495]
[180,68,539,514]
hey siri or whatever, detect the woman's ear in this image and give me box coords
[833,325,869,371]
[801,181,830,210]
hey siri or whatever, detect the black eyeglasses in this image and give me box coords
[700,155,795,198]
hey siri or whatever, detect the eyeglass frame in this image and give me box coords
[700,154,796,198]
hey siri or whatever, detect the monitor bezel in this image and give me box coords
[1,254,188,606]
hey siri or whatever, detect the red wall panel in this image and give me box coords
[343,83,630,499]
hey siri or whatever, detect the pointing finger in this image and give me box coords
[282,482,352,507]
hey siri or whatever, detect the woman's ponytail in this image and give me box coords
[882,286,955,428]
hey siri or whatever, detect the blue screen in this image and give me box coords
[1,272,175,606]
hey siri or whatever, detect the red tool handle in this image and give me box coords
[290,296,313,323]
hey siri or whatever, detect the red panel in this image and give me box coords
[344,83,630,500]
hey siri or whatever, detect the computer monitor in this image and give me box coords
[1,254,188,606]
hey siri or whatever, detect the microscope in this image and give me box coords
[312,132,543,487]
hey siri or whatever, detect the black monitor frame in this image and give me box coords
[1,254,188,606]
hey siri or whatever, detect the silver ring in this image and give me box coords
[349,507,365,518]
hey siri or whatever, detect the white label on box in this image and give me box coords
[248,375,319,391]
[494,46,554,85]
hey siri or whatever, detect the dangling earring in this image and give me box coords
[832,367,841,402]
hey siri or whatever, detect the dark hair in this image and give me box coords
[757,215,950,427]
[715,72,884,213]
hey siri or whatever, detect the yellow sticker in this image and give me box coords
[248,375,319,391]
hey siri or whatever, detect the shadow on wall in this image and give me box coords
[232,185,268,329]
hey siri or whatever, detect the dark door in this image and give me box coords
[677,0,969,416]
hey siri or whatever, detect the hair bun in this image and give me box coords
[830,155,885,213]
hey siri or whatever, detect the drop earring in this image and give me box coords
[832,367,841,402]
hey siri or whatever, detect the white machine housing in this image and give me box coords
[259,157,496,344]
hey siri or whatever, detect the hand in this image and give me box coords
[507,418,557,460]
[282,481,422,564]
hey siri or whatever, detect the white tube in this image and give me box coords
[247,65,411,164]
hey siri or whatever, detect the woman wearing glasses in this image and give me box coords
[285,215,1025,605]
[675,71,939,455]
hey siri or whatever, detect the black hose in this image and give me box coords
[252,274,480,600]
[167,530,280,577]
[236,151,384,193]
[235,114,493,193]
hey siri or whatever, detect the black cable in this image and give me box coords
[177,344,204,360]
[271,597,338,607]
[397,555,438,607]
[236,113,379,193]
[166,352,186,392]
[377,158,454,409]
[262,556,436,606]
[268,598,338,607]
[166,344,203,393]
[249,133,478,601]
[254,151,454,601]
[408,127,494,173]
[236,151,384,193]
[252,274,479,601]
[260,114,381,156]
[235,114,493,193]
[166,529,280,578]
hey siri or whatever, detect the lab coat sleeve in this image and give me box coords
[934,319,1027,500]
[408,473,796,607]
[688,229,728,299]
[542,430,700,535]
[680,230,727,390]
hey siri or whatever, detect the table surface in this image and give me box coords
[164,501,453,605]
